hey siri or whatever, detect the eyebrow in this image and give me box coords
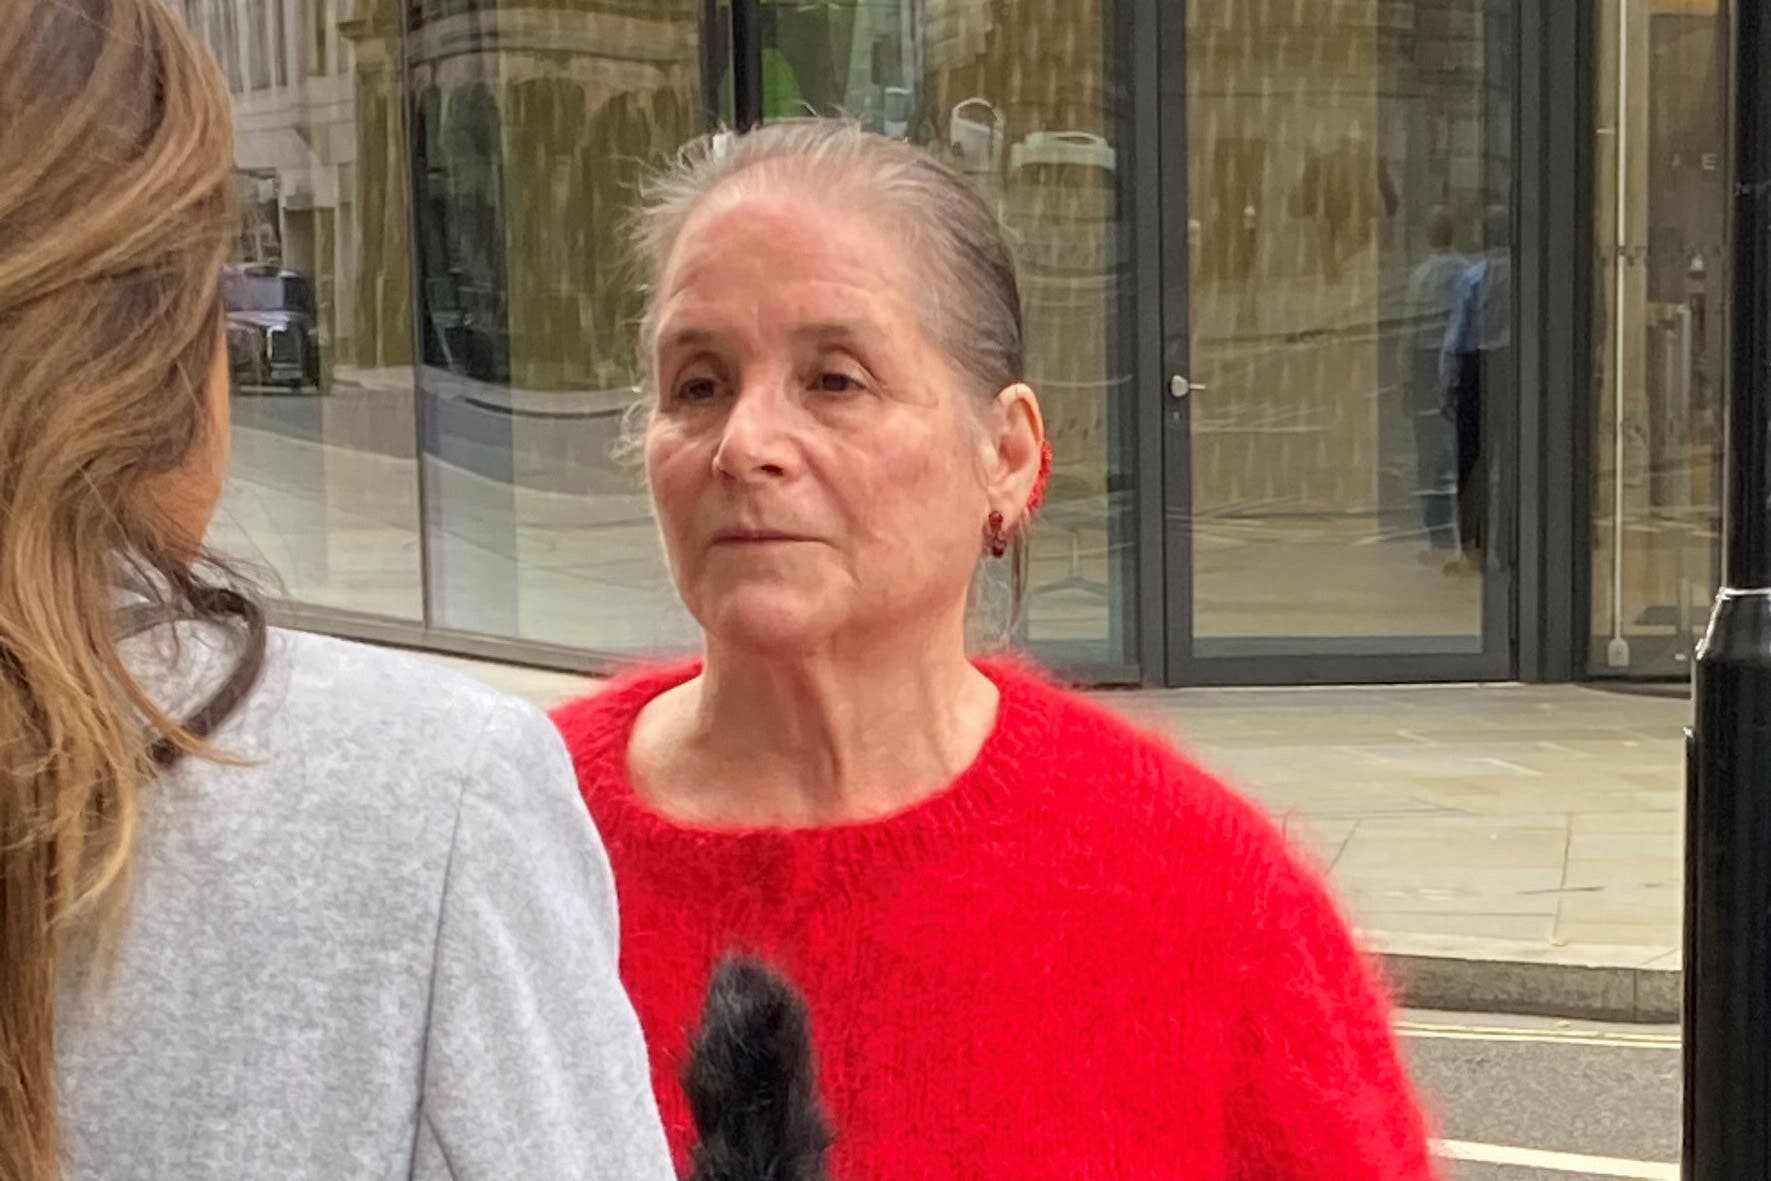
[658,320,882,352]
[790,321,876,345]
[659,327,721,353]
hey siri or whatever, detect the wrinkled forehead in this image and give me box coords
[668,172,916,286]
[655,180,927,343]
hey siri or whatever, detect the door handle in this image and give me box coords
[1170,374,1205,399]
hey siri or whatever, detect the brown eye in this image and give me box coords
[674,375,721,403]
[816,371,862,394]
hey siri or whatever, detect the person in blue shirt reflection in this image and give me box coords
[1439,205,1512,578]
[1400,206,1469,555]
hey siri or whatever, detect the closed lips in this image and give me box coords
[711,528,808,543]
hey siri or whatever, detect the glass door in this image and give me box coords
[1163,0,1518,683]
[1588,0,1726,679]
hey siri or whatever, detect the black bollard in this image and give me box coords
[1683,1,1771,1177]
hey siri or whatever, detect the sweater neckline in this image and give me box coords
[579,656,1044,890]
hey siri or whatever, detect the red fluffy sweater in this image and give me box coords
[553,659,1436,1180]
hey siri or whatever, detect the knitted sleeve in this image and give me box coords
[1224,838,1439,1181]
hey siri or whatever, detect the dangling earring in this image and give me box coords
[982,439,1053,560]
[985,509,1009,559]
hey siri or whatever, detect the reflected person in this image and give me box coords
[1399,205,1467,555]
[1440,204,1513,576]
[552,121,1438,1181]
[0,4,672,1180]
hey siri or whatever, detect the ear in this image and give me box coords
[979,382,1046,530]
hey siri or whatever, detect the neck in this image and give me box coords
[644,616,1000,828]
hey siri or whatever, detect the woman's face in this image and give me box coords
[645,184,995,655]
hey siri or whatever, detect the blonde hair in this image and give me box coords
[0,3,264,1178]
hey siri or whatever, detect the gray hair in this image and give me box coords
[622,120,1033,644]
[627,119,1026,405]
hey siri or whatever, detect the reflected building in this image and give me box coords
[179,0,1732,687]
[183,0,412,384]
[405,1,700,394]
[186,0,706,648]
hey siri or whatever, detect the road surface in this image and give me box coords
[1405,1010,1680,1180]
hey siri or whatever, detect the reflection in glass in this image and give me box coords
[185,0,1131,667]
[187,0,425,622]
[1185,1,1513,655]
[408,1,704,651]
[1589,0,1725,677]
[223,264,322,394]
[763,0,1138,668]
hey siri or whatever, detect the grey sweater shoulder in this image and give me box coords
[56,625,674,1181]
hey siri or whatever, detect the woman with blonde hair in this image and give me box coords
[0,3,672,1178]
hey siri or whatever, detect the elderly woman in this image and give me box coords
[553,122,1435,1180]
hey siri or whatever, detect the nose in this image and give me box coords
[712,379,796,482]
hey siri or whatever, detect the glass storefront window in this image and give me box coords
[172,0,1616,686]
[188,0,426,623]
[759,0,1140,670]
[406,0,705,654]
[1589,0,1727,677]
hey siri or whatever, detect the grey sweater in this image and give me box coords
[55,623,675,1181]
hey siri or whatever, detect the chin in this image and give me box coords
[692,584,845,655]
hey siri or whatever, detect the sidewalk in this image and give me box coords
[1115,680,1686,1023]
[430,652,1689,1022]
